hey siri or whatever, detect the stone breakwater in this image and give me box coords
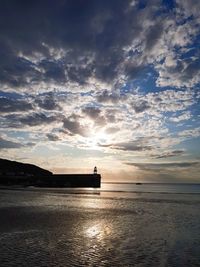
[0,174,101,188]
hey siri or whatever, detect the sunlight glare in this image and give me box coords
[85,223,112,240]
[87,131,110,149]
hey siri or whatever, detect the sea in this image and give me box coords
[101,182,200,194]
[0,183,200,266]
[25,182,200,196]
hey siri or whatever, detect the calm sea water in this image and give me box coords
[100,182,200,194]
[0,185,200,266]
[20,182,200,199]
[43,182,200,195]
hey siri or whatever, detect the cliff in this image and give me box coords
[0,158,52,176]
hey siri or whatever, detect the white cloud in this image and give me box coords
[169,111,192,122]
[178,127,200,138]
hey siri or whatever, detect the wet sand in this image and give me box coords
[0,189,200,266]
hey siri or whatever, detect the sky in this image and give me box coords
[0,0,200,182]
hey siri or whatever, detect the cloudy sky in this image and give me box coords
[0,0,200,182]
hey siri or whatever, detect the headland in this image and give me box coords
[0,158,101,188]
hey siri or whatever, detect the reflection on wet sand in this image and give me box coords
[68,218,116,266]
[85,223,112,239]
[0,189,200,266]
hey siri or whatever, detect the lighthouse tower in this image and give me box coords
[93,166,97,175]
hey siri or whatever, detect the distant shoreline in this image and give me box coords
[1,184,200,196]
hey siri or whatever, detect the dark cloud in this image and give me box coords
[132,100,150,113]
[96,90,122,103]
[2,112,60,128]
[19,113,58,126]
[82,106,106,126]
[99,141,152,151]
[0,114,22,129]
[104,109,119,123]
[0,0,199,93]
[35,93,61,110]
[176,0,200,19]
[152,150,185,159]
[105,113,117,123]
[144,23,164,51]
[0,0,163,89]
[0,136,23,149]
[63,117,87,137]
[158,57,200,88]
[0,97,33,113]
[182,59,200,80]
[0,47,41,87]
[66,64,94,85]
[0,136,35,149]
[59,128,74,136]
[126,162,199,170]
[39,60,66,82]
[124,64,145,80]
[46,133,59,141]
[82,106,101,119]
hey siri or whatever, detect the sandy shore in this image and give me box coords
[0,189,200,266]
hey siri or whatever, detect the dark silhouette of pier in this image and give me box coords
[0,159,101,188]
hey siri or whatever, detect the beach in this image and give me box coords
[0,188,200,266]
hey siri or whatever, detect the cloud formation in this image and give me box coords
[151,150,185,159]
[0,137,23,149]
[0,136,34,150]
[0,97,33,113]
[63,117,88,137]
[0,0,199,93]
[126,161,199,171]
[99,141,152,152]
[0,0,199,182]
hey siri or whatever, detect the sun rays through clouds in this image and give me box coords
[0,0,200,182]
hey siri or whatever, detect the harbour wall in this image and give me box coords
[0,174,101,188]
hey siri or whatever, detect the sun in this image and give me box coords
[87,130,109,149]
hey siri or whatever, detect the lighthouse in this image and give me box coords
[93,166,97,175]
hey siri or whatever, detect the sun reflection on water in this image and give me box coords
[86,225,100,238]
[85,222,112,240]
[76,195,114,262]
[66,196,116,264]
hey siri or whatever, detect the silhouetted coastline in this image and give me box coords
[0,158,101,188]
